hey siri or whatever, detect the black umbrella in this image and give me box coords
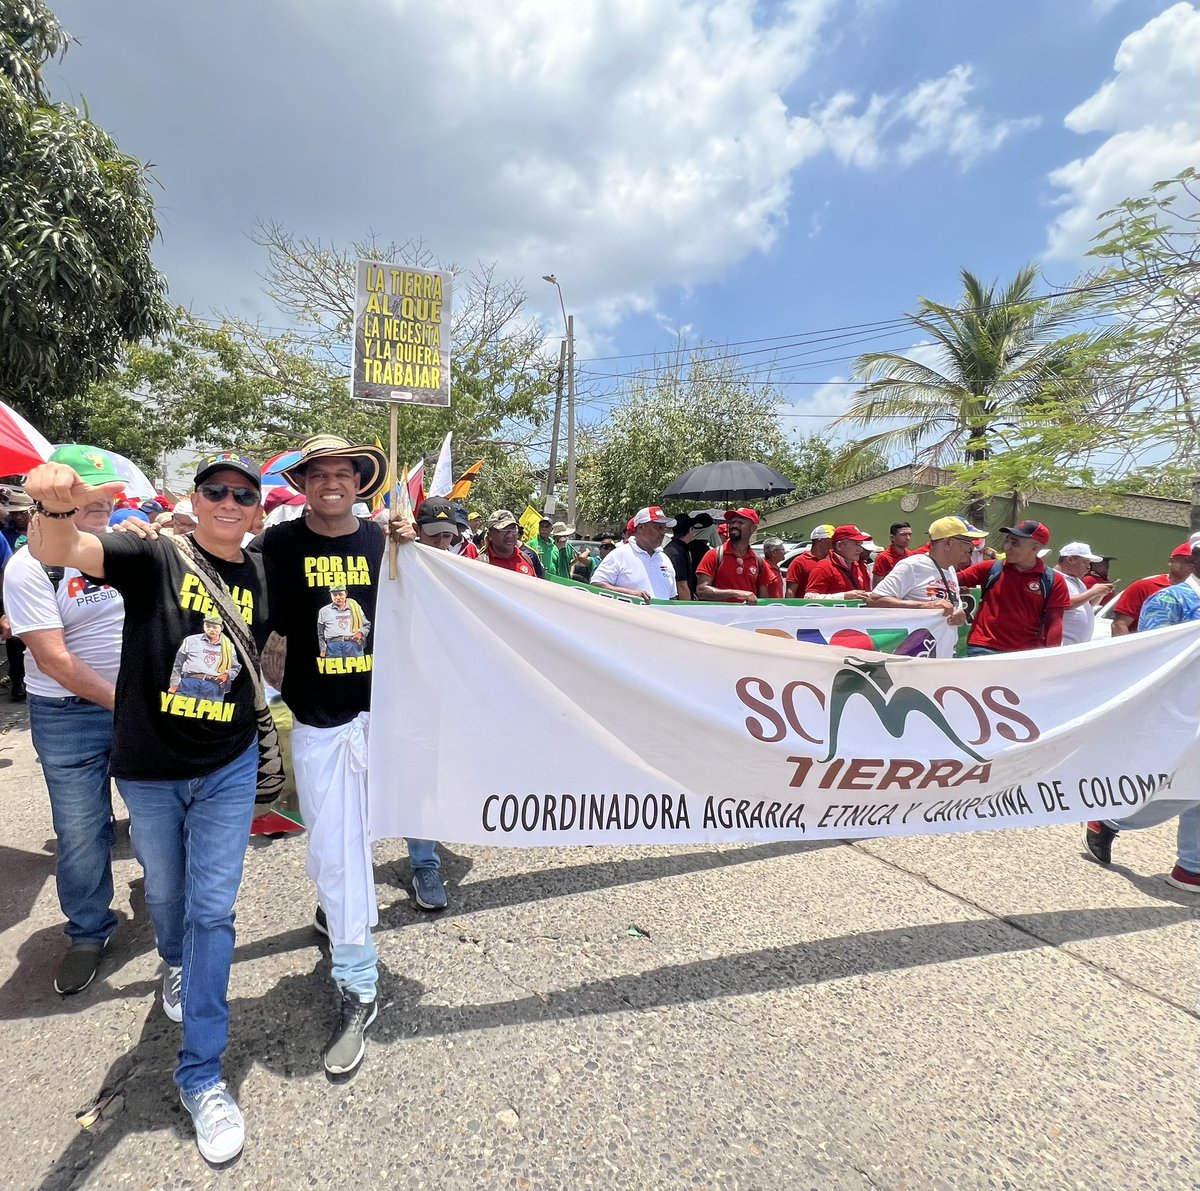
[663,460,795,503]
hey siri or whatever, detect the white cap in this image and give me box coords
[1059,541,1102,562]
[632,505,676,527]
[174,500,195,519]
[809,524,834,541]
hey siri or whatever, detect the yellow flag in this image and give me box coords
[519,505,542,543]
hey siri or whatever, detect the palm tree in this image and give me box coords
[833,266,1094,528]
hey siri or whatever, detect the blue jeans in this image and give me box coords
[28,695,119,946]
[177,676,225,703]
[325,640,362,659]
[1105,801,1200,874]
[407,838,440,871]
[119,743,256,1094]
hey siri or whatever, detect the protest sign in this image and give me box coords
[368,547,1200,847]
[351,259,452,406]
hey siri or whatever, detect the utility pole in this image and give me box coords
[566,313,576,527]
[542,273,577,525]
[543,339,566,513]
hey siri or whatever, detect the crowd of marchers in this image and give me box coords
[0,439,1198,1169]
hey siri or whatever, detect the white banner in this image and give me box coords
[367,547,1200,847]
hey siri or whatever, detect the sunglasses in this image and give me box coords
[197,483,259,508]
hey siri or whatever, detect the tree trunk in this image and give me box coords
[1191,475,1200,535]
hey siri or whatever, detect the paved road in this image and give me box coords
[0,700,1194,1190]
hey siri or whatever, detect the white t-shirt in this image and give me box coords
[592,541,678,600]
[872,552,961,658]
[3,546,125,698]
[1057,570,1094,646]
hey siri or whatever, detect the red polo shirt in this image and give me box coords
[872,546,909,582]
[485,547,537,576]
[697,545,760,596]
[805,555,871,595]
[958,559,1070,651]
[1112,574,1169,630]
[760,558,784,599]
[785,552,822,595]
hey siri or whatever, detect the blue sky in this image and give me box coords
[45,0,1200,448]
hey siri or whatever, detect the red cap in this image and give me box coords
[626,517,636,534]
[832,524,871,543]
[1171,542,1193,558]
[724,507,760,527]
[1001,520,1051,546]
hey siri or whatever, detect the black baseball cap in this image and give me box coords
[417,497,458,531]
[194,451,261,490]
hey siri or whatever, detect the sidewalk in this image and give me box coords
[0,702,1193,1190]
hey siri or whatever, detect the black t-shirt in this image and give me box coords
[100,534,269,781]
[664,538,696,597]
[259,517,384,729]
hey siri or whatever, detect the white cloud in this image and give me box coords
[1045,2,1200,258]
[811,65,1037,172]
[893,66,1039,167]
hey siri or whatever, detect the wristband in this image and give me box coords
[32,502,78,519]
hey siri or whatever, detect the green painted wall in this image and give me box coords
[772,493,1186,587]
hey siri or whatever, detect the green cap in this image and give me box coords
[49,444,121,487]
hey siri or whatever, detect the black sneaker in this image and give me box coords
[54,940,107,995]
[1085,821,1117,865]
[323,991,378,1077]
[313,905,329,939]
[412,868,448,911]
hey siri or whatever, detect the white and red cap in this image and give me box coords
[632,505,676,527]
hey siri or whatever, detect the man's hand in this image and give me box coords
[0,613,9,642]
[380,516,417,544]
[844,589,870,601]
[738,591,758,605]
[113,516,161,538]
[25,463,124,512]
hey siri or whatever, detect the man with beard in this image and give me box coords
[695,508,763,604]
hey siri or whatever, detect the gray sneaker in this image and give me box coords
[412,867,448,910]
[323,991,378,1077]
[162,963,183,1023]
[179,1081,244,1164]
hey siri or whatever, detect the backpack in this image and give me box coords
[980,561,1055,644]
[43,565,65,592]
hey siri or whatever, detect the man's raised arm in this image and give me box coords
[24,463,122,577]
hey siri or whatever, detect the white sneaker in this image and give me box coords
[180,1081,244,1164]
[162,963,183,1023]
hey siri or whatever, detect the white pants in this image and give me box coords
[291,713,378,948]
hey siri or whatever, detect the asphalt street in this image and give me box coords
[0,699,1194,1191]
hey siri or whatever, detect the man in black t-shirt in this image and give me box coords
[263,433,415,1080]
[26,451,269,1166]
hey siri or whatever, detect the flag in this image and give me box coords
[519,505,542,542]
[429,432,454,498]
[408,460,425,515]
[449,459,485,503]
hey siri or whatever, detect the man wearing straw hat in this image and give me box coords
[263,434,415,1080]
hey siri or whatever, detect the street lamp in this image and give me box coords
[542,274,576,526]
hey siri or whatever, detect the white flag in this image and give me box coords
[428,432,454,498]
